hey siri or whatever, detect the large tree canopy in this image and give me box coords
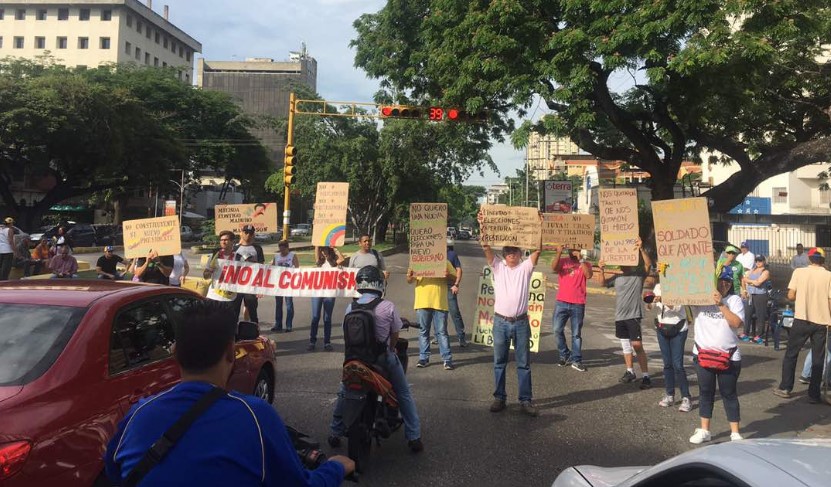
[0,58,270,229]
[352,0,831,211]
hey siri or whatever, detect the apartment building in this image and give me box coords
[196,47,318,163]
[0,0,200,80]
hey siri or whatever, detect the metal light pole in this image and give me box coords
[168,169,185,226]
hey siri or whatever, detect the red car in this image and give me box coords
[0,280,277,487]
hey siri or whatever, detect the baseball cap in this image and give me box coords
[754,254,766,262]
[724,245,739,254]
[740,241,749,248]
[808,247,825,259]
[718,266,734,282]
[104,246,114,252]
[3,217,13,225]
[241,224,255,233]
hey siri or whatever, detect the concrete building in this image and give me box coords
[525,133,582,181]
[196,47,318,164]
[486,184,508,204]
[0,0,200,81]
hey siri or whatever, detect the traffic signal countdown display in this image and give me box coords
[380,105,486,122]
[284,145,297,185]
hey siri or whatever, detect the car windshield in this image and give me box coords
[0,304,86,386]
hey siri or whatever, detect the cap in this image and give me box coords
[104,246,114,252]
[718,266,734,282]
[808,247,825,259]
[3,217,13,225]
[241,224,255,233]
[724,245,739,254]
[740,241,749,248]
[754,254,766,261]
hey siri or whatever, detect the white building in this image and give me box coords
[525,133,582,182]
[0,0,200,81]
[486,184,508,204]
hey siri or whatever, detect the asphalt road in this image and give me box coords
[232,240,831,486]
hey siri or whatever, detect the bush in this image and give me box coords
[201,219,218,245]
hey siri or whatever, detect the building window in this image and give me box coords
[137,21,142,34]
[0,9,4,20]
[78,37,89,49]
[178,45,183,57]
[144,52,150,64]
[153,57,159,67]
[79,8,90,21]
[126,14,132,27]
[135,47,141,60]
[125,41,131,54]
[146,27,151,39]
[170,41,176,53]
[185,73,190,83]
[163,37,168,48]
[15,9,25,20]
[155,32,160,43]
[58,8,69,20]
[821,188,831,205]
[101,9,112,21]
[162,61,167,67]
[773,187,788,204]
[186,50,191,62]
[35,37,45,49]
[100,37,110,49]
[57,37,67,49]
[13,36,23,49]
[36,9,47,20]
[0,37,3,49]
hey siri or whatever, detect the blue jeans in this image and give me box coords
[274,296,294,331]
[417,308,452,362]
[330,351,421,441]
[656,327,691,398]
[552,301,585,363]
[492,315,532,402]
[310,297,335,344]
[695,358,741,422]
[447,286,467,343]
[801,347,831,378]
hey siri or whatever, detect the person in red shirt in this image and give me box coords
[551,245,593,372]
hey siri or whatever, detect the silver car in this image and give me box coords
[553,439,831,487]
[290,224,311,237]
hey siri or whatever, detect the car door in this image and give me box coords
[108,298,180,413]
[164,295,253,394]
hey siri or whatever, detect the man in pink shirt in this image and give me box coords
[479,229,541,416]
[551,246,592,372]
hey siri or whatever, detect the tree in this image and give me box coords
[439,184,486,227]
[351,1,831,212]
[0,59,271,229]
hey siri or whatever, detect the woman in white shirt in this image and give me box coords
[168,252,190,287]
[271,240,299,333]
[647,283,691,412]
[689,269,745,444]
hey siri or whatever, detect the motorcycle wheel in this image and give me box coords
[347,408,373,472]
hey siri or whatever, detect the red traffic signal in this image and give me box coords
[379,105,422,119]
[380,104,487,122]
[446,108,486,122]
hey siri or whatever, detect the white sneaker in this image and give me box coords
[730,432,744,441]
[689,428,711,444]
[678,397,692,413]
[658,395,674,407]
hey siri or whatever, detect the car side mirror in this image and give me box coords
[236,321,260,341]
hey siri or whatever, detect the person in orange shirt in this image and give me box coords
[26,238,51,276]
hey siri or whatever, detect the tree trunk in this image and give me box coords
[375,214,389,243]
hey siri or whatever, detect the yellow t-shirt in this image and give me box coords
[413,261,456,311]
[788,265,831,325]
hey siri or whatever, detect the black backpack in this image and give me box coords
[343,296,385,364]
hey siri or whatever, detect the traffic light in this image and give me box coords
[284,145,297,185]
[379,105,423,119]
[446,108,488,122]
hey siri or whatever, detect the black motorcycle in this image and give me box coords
[338,319,415,473]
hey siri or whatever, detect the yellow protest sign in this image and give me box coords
[122,215,181,259]
[652,197,714,305]
[472,266,545,353]
[479,205,541,250]
[214,203,278,235]
[599,188,640,265]
[409,203,447,277]
[541,213,595,250]
[312,182,349,247]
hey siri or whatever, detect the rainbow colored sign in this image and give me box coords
[312,182,349,247]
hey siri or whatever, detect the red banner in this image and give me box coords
[212,262,359,297]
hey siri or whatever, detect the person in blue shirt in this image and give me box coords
[105,301,354,486]
[446,238,467,347]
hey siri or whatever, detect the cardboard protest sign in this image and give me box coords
[122,215,181,259]
[599,188,640,265]
[312,182,349,247]
[543,180,573,213]
[479,205,541,249]
[213,261,359,298]
[164,200,176,217]
[409,203,447,277]
[472,266,545,353]
[215,203,278,235]
[652,197,714,305]
[541,213,595,250]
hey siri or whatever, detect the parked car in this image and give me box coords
[0,280,277,486]
[255,230,281,242]
[9,226,30,248]
[92,224,123,247]
[457,230,471,240]
[29,223,97,248]
[552,439,831,487]
[290,223,311,237]
[180,225,194,241]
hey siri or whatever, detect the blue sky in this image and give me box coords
[163,0,526,188]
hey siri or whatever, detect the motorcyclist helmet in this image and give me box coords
[355,265,384,294]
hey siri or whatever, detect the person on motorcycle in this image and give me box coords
[328,265,424,453]
[105,300,355,486]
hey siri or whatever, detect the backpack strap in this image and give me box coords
[123,387,226,487]
[371,248,380,264]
